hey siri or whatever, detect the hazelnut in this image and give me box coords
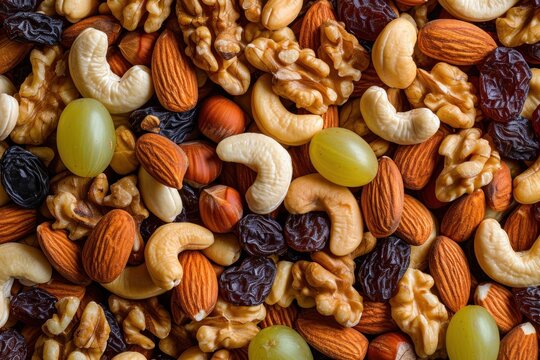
[367,332,416,360]
[106,46,131,77]
[179,141,223,187]
[118,31,159,66]
[199,185,243,233]
[198,95,248,143]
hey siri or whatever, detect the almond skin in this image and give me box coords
[429,236,471,313]
[353,301,398,335]
[179,141,223,186]
[0,32,33,74]
[474,282,523,333]
[484,161,512,212]
[61,15,121,48]
[0,205,36,244]
[119,31,159,66]
[37,276,87,300]
[395,194,434,246]
[298,0,337,50]
[503,204,539,251]
[261,304,299,328]
[498,322,538,360]
[441,189,485,242]
[82,209,135,283]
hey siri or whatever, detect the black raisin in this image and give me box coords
[4,12,63,45]
[0,328,27,359]
[489,116,540,161]
[236,214,287,257]
[10,287,57,325]
[130,106,198,144]
[513,286,540,326]
[284,212,329,252]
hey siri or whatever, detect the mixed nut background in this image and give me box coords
[1,0,540,359]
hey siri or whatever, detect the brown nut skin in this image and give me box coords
[199,185,243,233]
[198,95,248,143]
[179,141,223,187]
[440,189,486,243]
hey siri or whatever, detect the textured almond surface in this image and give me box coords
[261,304,299,328]
[353,301,397,335]
[37,277,87,299]
[485,161,512,212]
[441,189,485,242]
[0,205,36,244]
[498,322,538,360]
[474,282,523,333]
[0,33,33,74]
[298,0,337,50]
[396,194,434,246]
[503,204,539,251]
[61,15,122,48]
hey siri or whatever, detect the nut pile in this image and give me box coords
[1,0,540,359]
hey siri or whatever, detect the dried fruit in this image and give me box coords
[237,214,287,257]
[283,212,330,252]
[0,328,27,359]
[489,116,540,161]
[10,287,57,325]
[0,0,36,14]
[104,307,127,355]
[3,12,62,45]
[513,286,540,326]
[130,106,198,144]
[337,0,397,41]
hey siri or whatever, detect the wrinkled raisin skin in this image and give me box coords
[0,0,36,14]
[4,12,63,45]
[513,286,540,326]
[0,329,27,360]
[284,212,329,252]
[489,116,540,161]
[357,236,410,301]
[479,47,532,123]
[518,42,540,64]
[337,0,397,41]
[219,256,277,306]
[180,184,200,223]
[130,106,198,144]
[104,307,127,355]
[236,214,287,257]
[531,104,540,139]
[10,287,57,325]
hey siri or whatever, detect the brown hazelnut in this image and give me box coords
[367,332,416,360]
[179,141,222,187]
[107,46,131,77]
[199,185,243,233]
[119,31,159,66]
[198,95,248,143]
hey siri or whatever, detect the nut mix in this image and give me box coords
[2,0,540,359]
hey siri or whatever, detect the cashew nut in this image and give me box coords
[112,352,147,360]
[216,133,293,214]
[360,86,440,145]
[100,263,167,300]
[513,155,540,204]
[145,223,214,290]
[284,173,363,256]
[252,74,323,146]
[372,17,417,89]
[0,243,53,327]
[0,76,16,95]
[0,76,18,141]
[475,219,540,287]
[522,68,540,120]
[202,233,242,266]
[69,28,154,114]
[439,0,520,22]
[138,167,182,222]
[261,0,303,30]
[56,0,99,22]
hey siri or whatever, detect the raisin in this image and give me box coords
[337,0,397,41]
[10,287,57,325]
[180,184,200,223]
[284,212,329,252]
[479,47,532,123]
[513,286,540,326]
[236,214,287,257]
[519,42,540,64]
[219,256,277,306]
[531,104,540,139]
[489,116,540,161]
[130,106,198,144]
[4,12,63,45]
[0,0,36,14]
[281,248,311,262]
[0,329,27,359]
[356,236,410,301]
[1,146,49,209]
[104,307,127,354]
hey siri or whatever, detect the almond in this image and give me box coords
[0,31,33,74]
[440,189,485,242]
[152,29,198,112]
[503,204,539,251]
[484,161,512,212]
[353,301,397,335]
[367,332,416,360]
[135,133,189,189]
[360,156,404,237]
[474,282,523,333]
[172,251,217,321]
[119,31,159,66]
[61,15,121,48]
[82,209,135,283]
[323,105,339,128]
[418,19,497,65]
[298,0,337,50]
[429,236,471,313]
[498,322,538,360]
[395,194,434,246]
[0,205,36,244]
[261,304,299,328]
[37,276,87,300]
[37,222,90,285]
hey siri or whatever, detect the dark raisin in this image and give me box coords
[337,0,397,41]
[281,248,311,262]
[356,236,410,301]
[180,184,200,223]
[104,307,127,354]
[236,214,287,257]
[534,0,540,7]
[0,328,27,359]
[513,286,540,326]
[489,116,540,161]
[531,104,540,139]
[4,12,63,45]
[1,146,49,209]
[219,256,277,306]
[518,42,540,64]
[140,215,165,241]
[479,47,532,123]
[10,287,57,325]
[130,106,198,144]
[0,0,36,14]
[284,212,329,252]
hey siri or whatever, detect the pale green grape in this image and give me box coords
[57,98,116,177]
[446,305,500,360]
[248,326,313,360]
[309,128,378,187]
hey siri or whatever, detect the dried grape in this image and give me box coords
[518,43,540,64]
[130,106,198,144]
[180,184,200,223]
[284,212,329,252]
[513,286,540,326]
[0,329,27,360]
[0,0,36,14]
[236,214,287,257]
[489,116,540,161]
[104,307,127,354]
[531,104,540,139]
[337,0,397,41]
[4,12,63,45]
[479,47,532,123]
[219,256,277,306]
[10,287,57,325]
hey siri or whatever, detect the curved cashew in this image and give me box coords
[372,17,417,89]
[252,74,323,146]
[0,243,53,327]
[112,352,147,360]
[522,68,540,120]
[100,263,167,300]
[0,76,18,141]
[360,86,440,145]
[284,173,363,256]
[138,167,182,222]
[475,219,540,287]
[261,0,303,30]
[145,223,214,290]
[513,156,540,204]
[0,76,16,95]
[69,28,154,114]
[439,0,520,22]
[56,0,99,22]
[216,133,293,214]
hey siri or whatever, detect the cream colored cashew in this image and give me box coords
[0,243,53,327]
[56,0,99,22]
[284,173,363,256]
[112,352,147,360]
[0,76,16,95]
[261,0,303,30]
[514,155,540,204]
[202,233,242,266]
[372,17,417,89]
[522,68,540,120]
[475,219,540,287]
[439,0,520,22]
[0,76,18,141]
[101,263,167,300]
[69,28,153,114]
[138,167,182,222]
[252,74,323,146]
[216,133,293,214]
[360,86,440,145]
[145,223,214,290]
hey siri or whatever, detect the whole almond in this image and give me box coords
[361,157,404,237]
[441,189,485,242]
[261,304,299,328]
[152,29,198,112]
[484,161,512,212]
[61,15,121,48]
[136,133,189,189]
[503,204,539,251]
[396,194,434,246]
[429,236,471,313]
[82,209,135,283]
[298,0,337,50]
[474,282,523,333]
[353,301,397,335]
[37,276,87,300]
[498,322,538,360]
[0,205,36,244]
[0,31,33,74]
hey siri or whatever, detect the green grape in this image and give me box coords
[248,325,313,360]
[309,128,378,187]
[446,305,500,360]
[57,98,116,177]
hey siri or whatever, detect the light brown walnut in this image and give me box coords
[266,260,315,308]
[496,4,540,47]
[158,324,195,358]
[107,0,173,33]
[42,296,81,338]
[110,126,139,175]
[73,301,110,353]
